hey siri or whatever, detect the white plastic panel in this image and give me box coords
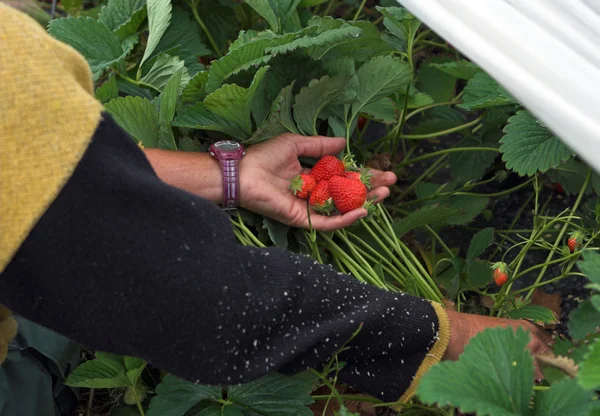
[396,0,600,173]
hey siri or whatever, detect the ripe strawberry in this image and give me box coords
[344,168,373,189]
[309,180,333,213]
[357,116,367,131]
[328,175,367,214]
[491,262,508,286]
[555,182,564,194]
[568,232,582,253]
[310,156,345,182]
[289,173,316,200]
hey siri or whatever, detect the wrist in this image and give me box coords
[144,149,223,204]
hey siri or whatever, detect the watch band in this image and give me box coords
[221,159,240,209]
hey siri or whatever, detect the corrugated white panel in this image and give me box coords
[397,0,600,173]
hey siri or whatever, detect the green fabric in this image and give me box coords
[0,316,80,415]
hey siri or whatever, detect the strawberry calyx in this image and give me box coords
[490,262,508,273]
[311,198,334,214]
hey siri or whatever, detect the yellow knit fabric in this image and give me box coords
[397,301,450,404]
[0,3,103,273]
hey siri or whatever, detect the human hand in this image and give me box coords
[240,133,397,231]
[444,309,553,379]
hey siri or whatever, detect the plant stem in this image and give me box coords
[524,169,591,301]
[352,0,367,21]
[322,0,337,16]
[404,99,461,121]
[396,147,498,169]
[397,155,448,201]
[312,394,382,404]
[188,0,222,58]
[399,113,485,140]
[131,385,146,416]
[488,192,534,261]
[392,85,411,156]
[114,71,162,93]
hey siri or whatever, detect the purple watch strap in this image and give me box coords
[221,159,239,209]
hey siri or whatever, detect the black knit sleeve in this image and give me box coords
[0,114,448,402]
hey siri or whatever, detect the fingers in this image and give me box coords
[292,135,347,158]
[307,208,368,232]
[367,186,390,204]
[369,169,397,188]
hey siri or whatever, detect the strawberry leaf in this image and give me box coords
[351,55,411,120]
[262,218,289,249]
[466,227,493,264]
[181,71,209,104]
[578,339,600,391]
[139,0,171,68]
[293,76,352,136]
[500,110,573,176]
[361,97,397,124]
[507,305,557,324]
[98,0,147,39]
[415,56,456,103]
[95,76,119,104]
[158,70,183,150]
[140,54,190,92]
[533,378,598,416]
[458,72,517,110]
[376,6,421,53]
[418,327,534,416]
[204,66,269,135]
[173,103,246,139]
[48,17,131,81]
[66,353,144,389]
[146,375,222,416]
[244,0,301,33]
[104,96,160,148]
[429,60,482,80]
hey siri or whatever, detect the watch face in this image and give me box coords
[214,140,241,151]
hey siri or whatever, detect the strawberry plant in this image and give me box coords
[34,0,600,414]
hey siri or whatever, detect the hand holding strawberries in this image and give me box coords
[239,133,396,231]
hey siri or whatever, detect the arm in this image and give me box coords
[143,135,398,232]
[0,115,447,402]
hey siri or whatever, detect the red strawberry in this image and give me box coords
[555,182,564,194]
[328,175,367,214]
[491,262,508,286]
[309,180,333,213]
[568,232,582,253]
[289,173,316,200]
[310,156,345,182]
[344,169,373,189]
[357,116,367,131]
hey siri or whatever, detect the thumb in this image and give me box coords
[295,135,347,158]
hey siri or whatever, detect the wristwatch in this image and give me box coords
[209,140,246,209]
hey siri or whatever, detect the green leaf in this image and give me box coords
[293,76,351,136]
[98,0,147,39]
[95,76,119,103]
[173,103,246,139]
[466,227,493,264]
[139,0,171,68]
[262,218,289,249]
[351,55,411,119]
[430,60,481,80]
[104,96,159,147]
[204,66,269,136]
[534,378,597,416]
[272,82,299,134]
[124,356,146,385]
[66,353,130,388]
[62,0,83,13]
[158,70,183,150]
[206,37,274,93]
[410,107,465,135]
[227,373,314,416]
[579,339,600,390]
[181,71,209,104]
[298,0,328,6]
[546,159,598,196]
[146,375,222,416]
[392,205,463,239]
[266,25,363,59]
[500,111,573,176]
[507,305,557,324]
[466,260,493,289]
[418,327,534,416]
[415,56,456,103]
[569,299,600,341]
[141,54,189,92]
[459,72,517,110]
[150,7,212,74]
[577,250,600,286]
[376,6,420,52]
[449,131,500,184]
[361,97,397,124]
[245,0,301,33]
[48,17,128,81]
